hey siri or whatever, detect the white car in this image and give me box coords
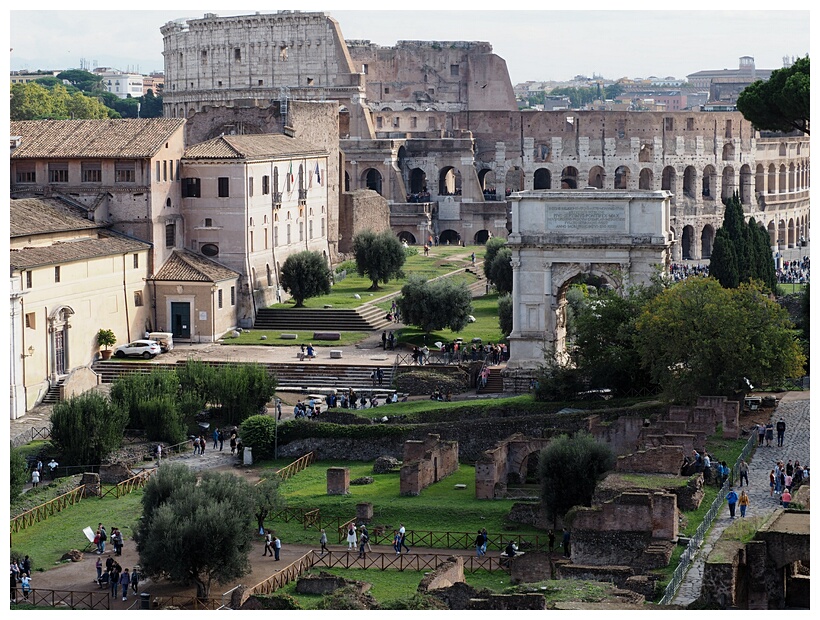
[113,339,161,359]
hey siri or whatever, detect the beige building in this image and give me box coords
[10,198,152,415]
[10,118,187,272]
[181,133,332,325]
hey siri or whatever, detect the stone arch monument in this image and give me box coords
[504,190,672,384]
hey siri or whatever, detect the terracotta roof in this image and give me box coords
[9,233,150,270]
[183,133,326,160]
[10,197,98,237]
[153,250,239,283]
[10,118,186,159]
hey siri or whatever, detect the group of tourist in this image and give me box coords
[95,556,140,601]
[668,263,710,282]
[474,528,489,557]
[406,191,431,203]
[776,256,810,285]
[10,556,32,603]
[381,330,397,350]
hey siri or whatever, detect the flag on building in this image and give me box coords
[315,162,322,186]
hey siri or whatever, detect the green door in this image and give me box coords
[171,302,190,338]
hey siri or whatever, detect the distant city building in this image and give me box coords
[142,73,165,95]
[93,67,144,99]
[686,56,783,103]
[10,70,61,86]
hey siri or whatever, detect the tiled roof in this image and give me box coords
[10,197,98,237]
[9,233,150,270]
[183,133,326,160]
[10,118,186,159]
[153,250,239,283]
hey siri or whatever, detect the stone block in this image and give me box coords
[327,467,350,495]
[314,332,340,340]
[330,350,343,358]
[280,333,298,340]
[356,502,373,522]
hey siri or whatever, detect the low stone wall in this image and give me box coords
[558,564,634,588]
[61,366,101,400]
[417,556,464,592]
[615,445,685,474]
[509,551,550,585]
[506,502,551,530]
[400,434,459,496]
[295,572,372,596]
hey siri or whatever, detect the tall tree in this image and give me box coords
[709,230,739,288]
[482,237,507,281]
[134,464,256,599]
[539,432,615,529]
[737,56,810,135]
[634,277,805,403]
[497,293,513,338]
[353,230,406,291]
[279,250,331,307]
[487,247,513,294]
[253,477,286,533]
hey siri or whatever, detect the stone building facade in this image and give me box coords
[158,11,810,263]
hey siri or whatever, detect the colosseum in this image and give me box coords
[160,11,809,261]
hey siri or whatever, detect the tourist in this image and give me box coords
[30,469,40,489]
[319,529,328,555]
[98,526,107,554]
[765,422,774,446]
[212,428,220,450]
[357,528,369,559]
[110,563,121,598]
[785,472,793,492]
[11,561,20,603]
[481,528,488,555]
[95,556,103,584]
[273,536,281,561]
[230,432,237,455]
[757,423,766,446]
[776,417,786,447]
[346,525,357,550]
[382,331,387,350]
[781,489,792,508]
[20,555,31,578]
[769,469,776,497]
[399,523,411,554]
[193,436,200,455]
[119,568,130,601]
[199,435,206,456]
[20,574,31,601]
[47,459,58,479]
[475,530,485,558]
[393,530,402,555]
[738,460,749,487]
[726,487,739,519]
[360,525,373,553]
[263,530,273,556]
[738,490,750,518]
[131,566,140,594]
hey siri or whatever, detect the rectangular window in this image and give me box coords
[25,312,35,329]
[163,160,168,182]
[274,226,279,245]
[82,162,102,183]
[686,117,695,131]
[182,178,201,197]
[250,231,254,252]
[450,64,459,77]
[25,271,32,289]
[248,176,254,197]
[218,177,229,197]
[156,161,161,182]
[664,117,674,131]
[264,228,268,249]
[115,161,136,183]
[376,117,383,129]
[176,160,180,180]
[428,116,436,130]
[384,87,390,94]
[165,223,175,248]
[309,220,313,239]
[201,50,207,64]
[54,266,60,283]
[133,253,139,268]
[362,64,368,74]
[169,160,174,180]
[15,163,36,183]
[218,289,223,309]
[134,291,144,306]
[393,117,400,128]
[725,120,732,138]
[410,117,417,129]
[205,218,212,227]
[230,286,236,305]
[48,162,69,183]
[299,221,304,242]
[234,48,241,61]
[262,175,270,194]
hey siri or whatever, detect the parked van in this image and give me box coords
[148,332,174,353]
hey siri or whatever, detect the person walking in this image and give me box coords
[475,530,485,558]
[399,524,411,554]
[738,460,749,487]
[781,489,792,508]
[359,525,373,553]
[357,529,369,559]
[20,575,31,601]
[263,530,273,556]
[319,529,328,555]
[481,528,488,555]
[273,536,281,561]
[381,331,387,350]
[20,556,31,579]
[212,428,220,450]
[95,556,103,584]
[130,566,140,594]
[30,469,40,489]
[738,490,750,518]
[726,487,739,519]
[757,423,765,446]
[769,469,776,497]
[346,525,357,550]
[11,565,19,604]
[119,568,130,601]
[393,530,402,555]
[776,417,786,447]
[765,422,774,447]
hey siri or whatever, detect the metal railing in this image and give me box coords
[394,349,486,367]
[658,430,758,605]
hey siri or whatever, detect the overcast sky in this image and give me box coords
[6,3,811,84]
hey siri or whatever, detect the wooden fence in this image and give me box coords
[99,469,156,499]
[249,552,316,597]
[311,549,511,573]
[12,587,110,610]
[276,452,315,481]
[10,485,88,534]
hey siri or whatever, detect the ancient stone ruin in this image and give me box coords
[475,433,550,499]
[399,434,458,496]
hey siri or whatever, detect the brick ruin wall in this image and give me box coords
[338,189,391,254]
[615,445,685,474]
[399,434,459,496]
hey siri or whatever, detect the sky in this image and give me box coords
[5,3,812,85]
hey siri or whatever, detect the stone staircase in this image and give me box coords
[252,304,391,332]
[477,367,504,394]
[40,378,65,405]
[92,360,395,392]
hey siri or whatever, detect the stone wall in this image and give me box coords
[338,189,391,253]
[666,396,740,440]
[61,366,100,400]
[417,555,465,592]
[399,434,459,496]
[474,433,551,499]
[295,572,372,596]
[615,445,685,474]
[506,502,552,530]
[557,564,635,589]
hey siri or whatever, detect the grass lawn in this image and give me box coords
[259,460,541,547]
[270,246,477,310]
[220,330,370,346]
[11,490,145,573]
[277,567,510,608]
[328,394,536,421]
[393,292,505,348]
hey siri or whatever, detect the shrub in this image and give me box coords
[240,415,278,460]
[50,392,128,466]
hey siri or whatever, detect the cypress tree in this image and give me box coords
[709,230,739,288]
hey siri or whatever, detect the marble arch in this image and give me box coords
[505,190,672,373]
